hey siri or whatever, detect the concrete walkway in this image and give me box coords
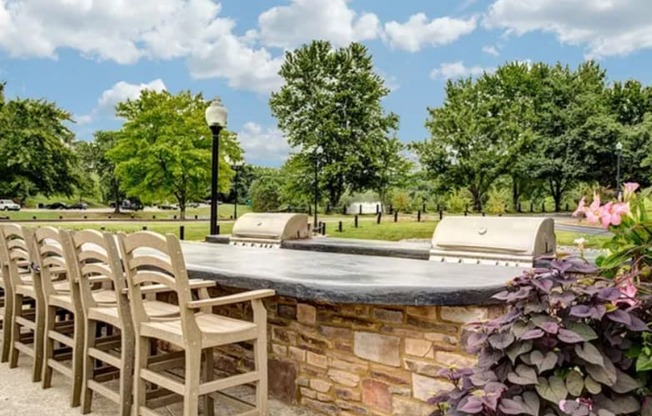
[0,359,316,416]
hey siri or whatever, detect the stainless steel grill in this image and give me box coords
[229,213,311,248]
[429,217,555,267]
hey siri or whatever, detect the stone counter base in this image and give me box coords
[204,286,503,416]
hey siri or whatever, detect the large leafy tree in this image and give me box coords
[270,41,404,208]
[108,90,241,219]
[414,71,531,211]
[0,82,78,201]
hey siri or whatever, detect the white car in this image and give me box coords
[0,199,20,211]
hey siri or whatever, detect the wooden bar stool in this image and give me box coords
[119,231,274,416]
[0,224,45,382]
[66,229,218,416]
[31,226,84,407]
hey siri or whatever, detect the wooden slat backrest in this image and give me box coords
[32,226,73,296]
[118,231,199,337]
[0,224,33,290]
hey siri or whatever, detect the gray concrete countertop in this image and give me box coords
[182,242,524,306]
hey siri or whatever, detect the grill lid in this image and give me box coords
[430,217,555,267]
[230,213,311,248]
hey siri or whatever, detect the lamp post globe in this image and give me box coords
[205,97,228,236]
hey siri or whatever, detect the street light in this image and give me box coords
[311,145,323,233]
[205,97,228,235]
[616,141,623,198]
[230,158,244,220]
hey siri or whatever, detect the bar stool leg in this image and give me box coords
[254,333,268,415]
[42,305,57,389]
[119,327,135,416]
[81,319,97,414]
[71,311,84,407]
[133,336,151,416]
[1,293,12,363]
[8,294,23,369]
[183,347,201,416]
[202,348,215,416]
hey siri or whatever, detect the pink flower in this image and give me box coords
[583,194,602,225]
[572,197,586,217]
[616,276,639,308]
[623,182,640,201]
[598,201,630,228]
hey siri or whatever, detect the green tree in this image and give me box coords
[248,168,284,212]
[270,41,402,208]
[414,72,529,211]
[0,82,78,201]
[108,90,241,219]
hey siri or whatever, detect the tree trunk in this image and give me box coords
[470,187,483,212]
[548,178,563,213]
[512,179,519,212]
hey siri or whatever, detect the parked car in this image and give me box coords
[159,203,179,210]
[187,202,201,208]
[46,202,69,210]
[0,199,20,211]
[67,202,88,210]
[110,200,144,211]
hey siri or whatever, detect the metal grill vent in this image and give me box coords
[429,217,555,267]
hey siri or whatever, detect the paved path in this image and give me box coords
[0,359,316,416]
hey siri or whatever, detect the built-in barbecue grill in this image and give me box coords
[229,213,311,248]
[429,217,555,267]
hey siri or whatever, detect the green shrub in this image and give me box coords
[485,187,510,215]
[445,189,472,213]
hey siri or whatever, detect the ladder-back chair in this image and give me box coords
[119,231,274,416]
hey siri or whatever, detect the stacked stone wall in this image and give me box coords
[207,286,503,415]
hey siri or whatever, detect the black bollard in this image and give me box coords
[518,203,522,213]
[439,210,443,220]
[482,212,486,217]
[542,202,545,213]
[32,216,36,220]
[417,210,421,222]
[354,215,359,228]
[142,226,148,231]
[377,213,382,224]
[83,215,87,219]
[180,225,185,240]
[100,226,105,231]
[530,202,534,212]
[394,211,398,223]
[389,204,393,215]
[195,215,198,220]
[321,222,326,235]
[131,214,135,219]
[565,203,569,212]
[153,215,156,219]
[376,204,380,215]
[359,204,363,215]
[59,215,62,220]
[464,210,468,216]
[108,215,112,219]
[173,215,177,220]
[338,221,343,233]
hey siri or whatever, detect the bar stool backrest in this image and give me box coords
[0,224,34,291]
[66,230,129,322]
[32,227,75,299]
[118,231,200,341]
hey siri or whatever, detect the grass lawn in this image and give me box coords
[0,204,251,221]
[3,212,611,251]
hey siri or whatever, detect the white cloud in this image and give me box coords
[238,122,292,166]
[430,61,494,80]
[257,0,381,49]
[74,79,167,124]
[384,13,477,52]
[482,45,499,56]
[0,0,282,93]
[485,0,652,58]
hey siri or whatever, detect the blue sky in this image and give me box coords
[2,0,652,166]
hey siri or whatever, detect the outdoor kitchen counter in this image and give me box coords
[182,242,525,306]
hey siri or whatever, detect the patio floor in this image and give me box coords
[0,358,318,416]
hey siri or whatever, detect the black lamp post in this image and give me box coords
[231,159,244,220]
[616,141,623,198]
[205,97,228,235]
[312,145,322,233]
